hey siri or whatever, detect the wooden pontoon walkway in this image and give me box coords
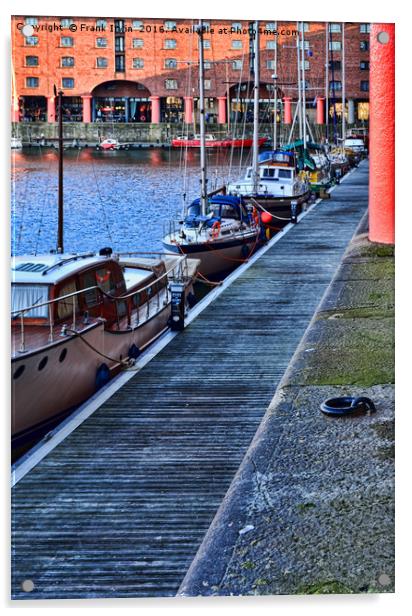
[11,162,369,599]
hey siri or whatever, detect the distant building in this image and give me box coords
[11,16,370,124]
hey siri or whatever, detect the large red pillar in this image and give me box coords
[184,96,193,124]
[283,97,292,125]
[47,96,55,123]
[217,96,227,124]
[150,96,161,124]
[316,97,325,124]
[82,95,92,123]
[369,24,395,245]
[11,96,20,122]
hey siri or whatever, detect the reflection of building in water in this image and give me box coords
[12,16,370,124]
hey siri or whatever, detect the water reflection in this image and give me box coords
[11,148,251,256]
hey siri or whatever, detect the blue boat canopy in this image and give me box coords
[258,150,295,164]
[185,194,248,228]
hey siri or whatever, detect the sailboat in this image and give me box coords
[226,22,310,221]
[162,21,261,278]
[11,88,200,445]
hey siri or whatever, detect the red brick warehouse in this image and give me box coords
[11,16,370,125]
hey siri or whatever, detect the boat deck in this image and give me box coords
[11,162,369,599]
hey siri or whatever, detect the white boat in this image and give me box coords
[227,150,310,207]
[11,137,22,149]
[97,138,118,151]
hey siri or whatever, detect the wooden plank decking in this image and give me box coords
[11,162,369,599]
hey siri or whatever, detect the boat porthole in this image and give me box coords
[13,365,25,379]
[38,356,48,371]
[59,348,68,363]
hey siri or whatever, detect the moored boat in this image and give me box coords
[11,250,199,443]
[171,134,267,148]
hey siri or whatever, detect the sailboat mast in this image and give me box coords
[252,20,260,194]
[341,22,346,149]
[57,89,64,253]
[197,20,208,216]
[300,22,307,149]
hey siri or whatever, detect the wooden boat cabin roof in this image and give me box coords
[11,253,117,285]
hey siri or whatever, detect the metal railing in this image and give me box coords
[11,254,189,353]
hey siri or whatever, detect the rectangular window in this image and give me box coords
[132,38,144,48]
[164,58,177,69]
[266,22,276,30]
[25,55,39,66]
[164,39,177,49]
[25,36,38,46]
[62,78,74,88]
[11,284,49,318]
[26,77,39,87]
[132,58,144,69]
[360,60,369,70]
[204,61,211,69]
[360,80,369,91]
[164,21,176,30]
[61,37,74,47]
[132,20,143,30]
[329,23,341,33]
[329,41,341,51]
[115,55,125,72]
[266,60,276,70]
[304,60,310,70]
[231,40,242,49]
[61,56,74,67]
[96,19,107,29]
[266,40,276,49]
[360,40,370,51]
[96,37,108,48]
[204,79,211,90]
[165,79,178,89]
[232,60,243,70]
[302,23,310,32]
[360,24,370,33]
[60,18,74,28]
[200,39,211,49]
[231,22,242,30]
[25,17,38,25]
[299,40,310,50]
[96,57,108,68]
[329,80,342,91]
[115,36,124,52]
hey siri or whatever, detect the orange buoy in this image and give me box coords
[261,211,272,225]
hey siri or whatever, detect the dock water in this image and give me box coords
[11,162,369,599]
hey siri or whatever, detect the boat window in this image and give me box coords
[262,168,276,178]
[278,169,292,179]
[56,279,78,320]
[11,284,49,318]
[221,205,240,219]
[246,168,252,178]
[79,271,99,307]
[95,267,116,294]
[187,202,200,217]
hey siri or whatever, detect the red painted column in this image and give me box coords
[217,96,227,124]
[150,96,161,124]
[47,96,55,122]
[369,24,395,244]
[82,95,92,123]
[316,97,325,124]
[11,96,20,122]
[283,97,292,124]
[184,96,194,124]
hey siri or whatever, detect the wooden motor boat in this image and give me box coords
[11,250,199,443]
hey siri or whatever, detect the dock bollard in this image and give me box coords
[290,201,298,224]
[169,281,186,331]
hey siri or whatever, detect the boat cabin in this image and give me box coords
[11,252,166,329]
[185,195,250,228]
